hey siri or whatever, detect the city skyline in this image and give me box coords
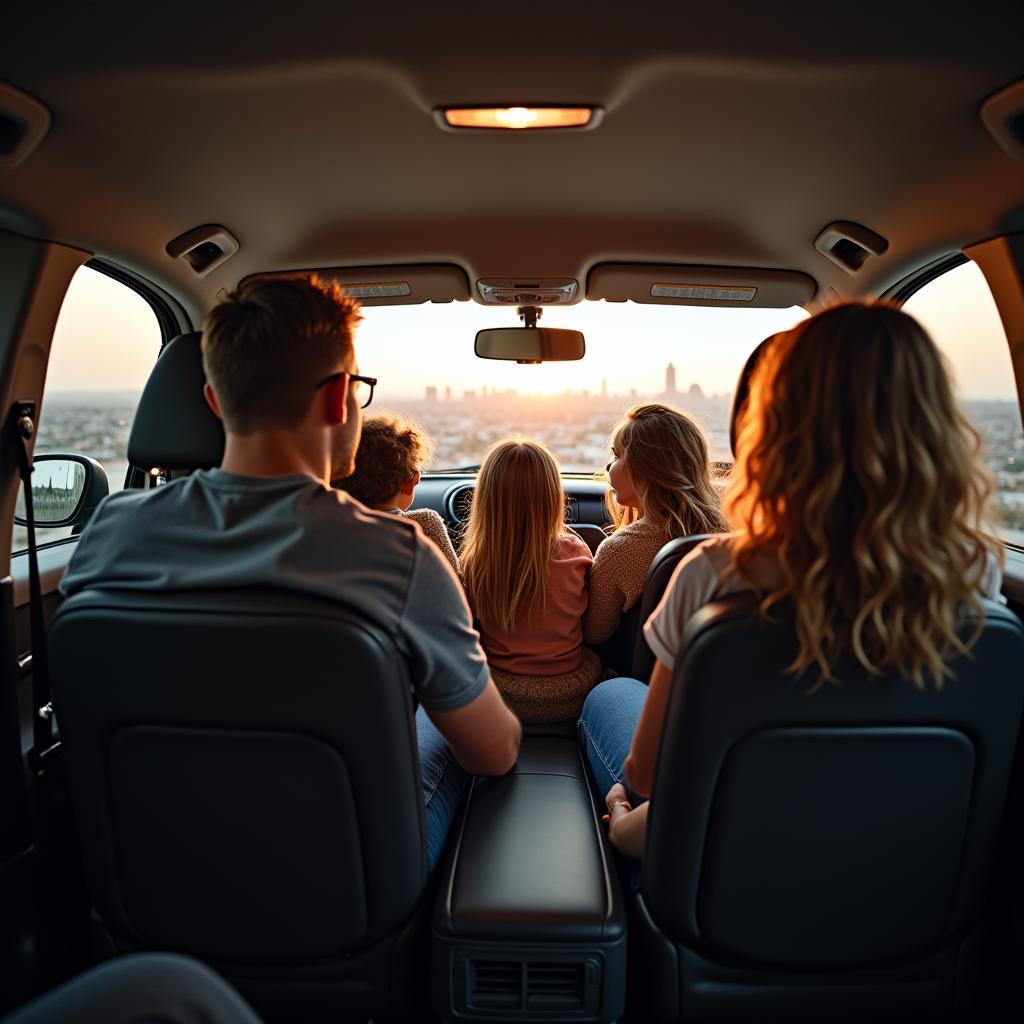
[418,361,710,404]
[23,388,1024,549]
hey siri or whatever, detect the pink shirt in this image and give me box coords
[478,533,593,675]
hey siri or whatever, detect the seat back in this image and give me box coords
[50,587,428,1012]
[639,592,1024,1017]
[629,535,711,680]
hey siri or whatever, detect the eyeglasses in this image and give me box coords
[315,371,377,409]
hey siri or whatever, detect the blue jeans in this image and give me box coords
[416,706,469,872]
[578,677,648,892]
[577,676,647,798]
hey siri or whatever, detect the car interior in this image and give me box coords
[2,5,1024,1022]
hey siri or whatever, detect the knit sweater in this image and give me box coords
[392,507,461,578]
[582,517,669,645]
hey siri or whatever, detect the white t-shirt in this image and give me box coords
[643,534,1005,669]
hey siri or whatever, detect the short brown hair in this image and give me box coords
[201,275,362,433]
[339,413,436,508]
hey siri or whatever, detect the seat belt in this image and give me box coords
[8,401,59,774]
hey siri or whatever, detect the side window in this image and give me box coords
[903,261,1024,548]
[11,266,161,553]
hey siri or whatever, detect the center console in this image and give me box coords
[431,736,627,1022]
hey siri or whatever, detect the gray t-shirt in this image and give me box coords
[60,469,489,713]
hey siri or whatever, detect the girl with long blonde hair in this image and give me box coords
[579,303,1003,861]
[462,439,601,721]
[584,403,725,649]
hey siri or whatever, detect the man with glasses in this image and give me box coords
[60,274,521,870]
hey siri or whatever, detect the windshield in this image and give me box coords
[357,300,808,472]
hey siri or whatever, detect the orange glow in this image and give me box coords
[442,106,594,130]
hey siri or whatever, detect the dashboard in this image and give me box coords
[413,473,612,553]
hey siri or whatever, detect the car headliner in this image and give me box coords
[1,3,1023,325]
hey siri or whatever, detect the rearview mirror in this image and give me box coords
[475,327,585,363]
[15,453,109,529]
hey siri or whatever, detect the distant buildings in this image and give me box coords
[25,391,1024,543]
[445,386,452,402]
[665,362,677,396]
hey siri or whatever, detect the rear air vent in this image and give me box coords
[469,960,521,1009]
[466,958,594,1014]
[814,221,889,275]
[0,82,52,168]
[526,961,586,1011]
[165,225,240,277]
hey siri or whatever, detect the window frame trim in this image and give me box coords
[887,253,1024,554]
[10,259,176,557]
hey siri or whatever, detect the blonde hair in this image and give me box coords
[462,439,569,632]
[338,412,435,508]
[726,301,1000,688]
[605,403,725,539]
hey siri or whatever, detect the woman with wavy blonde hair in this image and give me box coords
[463,438,601,721]
[579,303,1003,862]
[584,404,725,649]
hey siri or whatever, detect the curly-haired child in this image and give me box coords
[338,413,460,576]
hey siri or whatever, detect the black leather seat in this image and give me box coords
[629,534,712,680]
[590,536,711,680]
[126,331,224,472]
[621,330,779,682]
[49,334,436,1021]
[632,592,1024,1021]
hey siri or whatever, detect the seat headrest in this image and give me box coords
[127,332,225,471]
[728,332,781,458]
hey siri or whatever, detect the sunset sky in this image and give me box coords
[44,261,1020,405]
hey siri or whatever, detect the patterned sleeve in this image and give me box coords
[405,508,461,579]
[583,534,627,645]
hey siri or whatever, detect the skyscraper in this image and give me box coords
[425,386,438,402]
[665,362,677,396]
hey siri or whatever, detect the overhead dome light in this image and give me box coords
[437,106,601,132]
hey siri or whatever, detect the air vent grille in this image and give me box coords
[465,958,594,1014]
[469,960,521,1009]
[526,961,586,1011]
[445,484,474,524]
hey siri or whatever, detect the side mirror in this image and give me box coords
[15,453,109,530]
[475,327,585,363]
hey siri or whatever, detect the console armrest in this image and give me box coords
[432,737,626,1021]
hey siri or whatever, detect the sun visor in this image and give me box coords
[587,264,816,308]
[240,264,470,306]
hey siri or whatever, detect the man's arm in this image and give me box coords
[426,679,521,776]
[400,533,520,774]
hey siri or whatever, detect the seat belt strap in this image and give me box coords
[8,402,58,772]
